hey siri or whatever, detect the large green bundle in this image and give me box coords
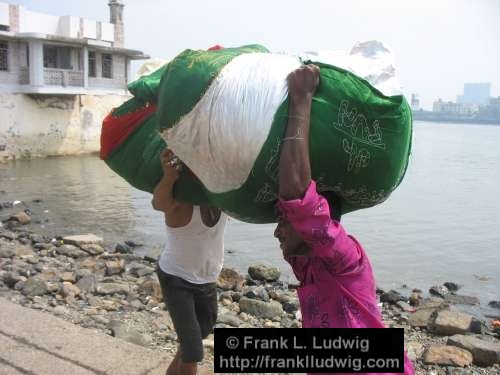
[101,43,412,223]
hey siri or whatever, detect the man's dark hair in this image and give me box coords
[320,190,342,222]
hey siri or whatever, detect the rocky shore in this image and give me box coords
[0,207,499,375]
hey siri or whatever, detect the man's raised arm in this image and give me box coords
[278,65,320,200]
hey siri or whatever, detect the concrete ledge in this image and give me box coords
[0,297,213,375]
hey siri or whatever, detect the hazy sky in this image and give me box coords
[13,0,500,109]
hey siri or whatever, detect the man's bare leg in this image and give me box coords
[166,346,182,375]
[177,360,197,375]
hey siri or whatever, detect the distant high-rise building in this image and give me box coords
[457,83,491,106]
[410,94,420,111]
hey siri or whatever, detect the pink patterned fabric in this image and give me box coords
[277,180,414,375]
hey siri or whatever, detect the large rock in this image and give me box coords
[239,297,283,319]
[2,271,25,288]
[55,245,87,258]
[447,334,500,367]
[282,298,300,314]
[444,294,480,306]
[406,341,425,362]
[409,308,437,328]
[242,285,270,301]
[248,263,280,282]
[63,234,103,247]
[423,345,473,367]
[21,277,48,297]
[76,275,97,294]
[105,259,125,276]
[127,262,155,277]
[137,278,162,301]
[108,320,150,346]
[217,267,245,291]
[429,310,473,335]
[217,313,241,327]
[59,282,81,297]
[0,244,16,258]
[96,282,130,295]
[80,243,105,255]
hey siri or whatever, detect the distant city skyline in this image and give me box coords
[8,0,500,110]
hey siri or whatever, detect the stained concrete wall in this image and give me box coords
[0,93,127,160]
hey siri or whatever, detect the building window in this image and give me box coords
[102,53,113,78]
[88,51,96,77]
[43,46,57,68]
[43,46,72,69]
[0,41,9,71]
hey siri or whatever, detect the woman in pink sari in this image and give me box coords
[274,64,414,375]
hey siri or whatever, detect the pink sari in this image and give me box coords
[278,181,414,375]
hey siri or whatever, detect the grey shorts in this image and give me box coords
[157,267,217,363]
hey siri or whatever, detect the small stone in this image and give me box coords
[264,321,281,328]
[21,277,48,297]
[409,291,423,307]
[114,243,132,254]
[60,272,76,283]
[8,211,31,225]
[282,299,300,314]
[443,282,461,292]
[203,338,214,349]
[137,278,162,301]
[124,240,142,248]
[380,290,404,304]
[430,285,450,298]
[489,301,500,309]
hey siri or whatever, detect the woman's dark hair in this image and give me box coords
[320,190,342,222]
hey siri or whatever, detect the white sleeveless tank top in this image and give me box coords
[158,206,227,284]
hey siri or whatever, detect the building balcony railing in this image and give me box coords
[44,68,84,87]
[19,67,30,84]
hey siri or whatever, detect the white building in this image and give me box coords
[432,98,478,116]
[410,93,420,111]
[0,1,148,160]
[0,1,146,94]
